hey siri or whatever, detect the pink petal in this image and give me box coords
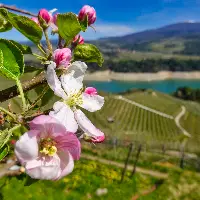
[55,132,81,160]
[84,87,97,95]
[29,115,67,138]
[26,155,61,180]
[56,151,74,179]
[15,131,39,164]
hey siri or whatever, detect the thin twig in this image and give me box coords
[24,86,49,114]
[0,4,37,17]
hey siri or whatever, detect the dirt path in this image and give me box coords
[131,185,157,200]
[116,96,174,119]
[174,106,191,137]
[81,153,168,179]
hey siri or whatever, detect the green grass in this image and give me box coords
[0,159,157,200]
[140,170,200,200]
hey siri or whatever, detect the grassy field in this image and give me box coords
[0,158,157,200]
[140,170,200,200]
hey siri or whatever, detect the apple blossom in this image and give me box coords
[53,48,72,68]
[15,115,81,180]
[38,9,52,24]
[46,62,105,143]
[78,5,96,26]
[73,35,84,45]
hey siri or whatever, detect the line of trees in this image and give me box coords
[105,58,200,73]
[173,87,200,102]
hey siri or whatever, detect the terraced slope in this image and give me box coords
[86,90,200,153]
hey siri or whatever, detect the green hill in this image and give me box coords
[86,90,200,153]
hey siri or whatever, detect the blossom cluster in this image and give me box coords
[14,5,105,180]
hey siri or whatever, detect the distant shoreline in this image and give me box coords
[84,70,200,82]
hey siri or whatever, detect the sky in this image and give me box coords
[1,0,200,41]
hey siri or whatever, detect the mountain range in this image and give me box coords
[91,22,200,55]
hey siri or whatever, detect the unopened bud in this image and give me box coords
[73,35,84,45]
[53,48,72,68]
[38,9,52,24]
[78,5,96,26]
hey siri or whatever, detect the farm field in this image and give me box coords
[86,90,200,153]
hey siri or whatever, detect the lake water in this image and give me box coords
[86,79,200,94]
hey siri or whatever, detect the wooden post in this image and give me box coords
[180,144,185,169]
[162,144,166,155]
[120,143,133,183]
[131,144,142,177]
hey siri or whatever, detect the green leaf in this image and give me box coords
[10,40,32,54]
[80,15,88,32]
[0,16,12,32]
[0,145,9,161]
[73,43,104,67]
[0,9,43,44]
[0,129,12,149]
[57,12,81,45]
[24,176,39,186]
[0,39,24,79]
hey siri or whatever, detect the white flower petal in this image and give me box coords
[46,62,67,99]
[74,109,104,138]
[25,155,61,180]
[15,132,38,164]
[80,93,104,112]
[60,61,87,94]
[68,61,87,83]
[49,102,78,133]
[61,71,83,94]
[56,151,74,179]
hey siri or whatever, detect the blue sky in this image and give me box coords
[1,0,200,41]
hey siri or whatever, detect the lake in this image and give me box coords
[86,79,200,94]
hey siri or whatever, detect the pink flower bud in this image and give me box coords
[78,5,96,26]
[38,9,52,24]
[31,17,39,25]
[85,87,98,95]
[53,48,72,68]
[73,35,84,45]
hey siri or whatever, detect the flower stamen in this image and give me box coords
[39,138,57,156]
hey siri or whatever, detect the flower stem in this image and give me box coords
[37,44,47,57]
[10,124,21,132]
[33,53,47,61]
[0,106,16,120]
[16,79,27,111]
[24,86,49,115]
[44,29,52,53]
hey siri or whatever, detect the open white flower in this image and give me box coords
[45,61,105,143]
